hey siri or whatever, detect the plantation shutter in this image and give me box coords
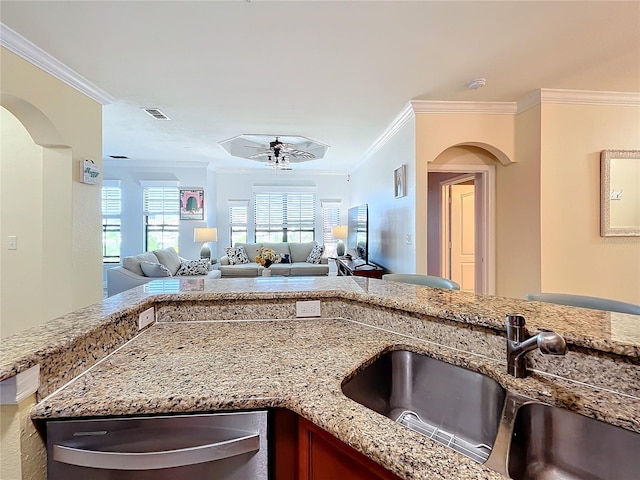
[143,187,179,215]
[254,193,315,231]
[102,187,121,217]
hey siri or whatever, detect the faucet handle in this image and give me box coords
[536,331,568,355]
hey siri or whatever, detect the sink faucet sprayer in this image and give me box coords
[506,314,567,378]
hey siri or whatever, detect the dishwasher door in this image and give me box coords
[46,411,267,480]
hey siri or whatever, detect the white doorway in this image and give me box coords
[428,164,495,295]
[441,176,476,292]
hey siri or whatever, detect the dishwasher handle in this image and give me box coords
[53,432,260,471]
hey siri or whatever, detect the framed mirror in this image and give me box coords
[601,150,640,237]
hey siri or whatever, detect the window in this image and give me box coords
[254,193,315,243]
[143,187,179,251]
[322,204,341,257]
[229,202,248,246]
[102,186,121,263]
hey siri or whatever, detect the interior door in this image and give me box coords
[450,183,475,292]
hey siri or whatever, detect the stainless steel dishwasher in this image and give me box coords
[46,411,267,480]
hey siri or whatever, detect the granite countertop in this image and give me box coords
[32,316,639,480]
[3,276,638,479]
[2,276,638,383]
[30,319,513,479]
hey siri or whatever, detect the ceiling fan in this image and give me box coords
[246,137,316,162]
[218,134,329,169]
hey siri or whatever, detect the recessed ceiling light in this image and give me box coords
[468,78,486,90]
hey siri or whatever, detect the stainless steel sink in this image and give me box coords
[508,402,640,480]
[341,349,506,463]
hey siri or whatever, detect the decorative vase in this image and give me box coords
[262,268,272,277]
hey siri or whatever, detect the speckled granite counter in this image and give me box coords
[1,277,639,479]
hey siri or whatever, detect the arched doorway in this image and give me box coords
[427,145,510,295]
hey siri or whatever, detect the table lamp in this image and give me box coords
[194,227,217,260]
[332,225,348,257]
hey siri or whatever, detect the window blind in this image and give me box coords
[143,187,179,215]
[254,193,315,229]
[102,187,121,216]
[322,206,340,244]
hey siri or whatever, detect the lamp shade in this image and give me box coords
[332,225,348,240]
[194,227,217,243]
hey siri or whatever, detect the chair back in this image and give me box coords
[526,293,640,315]
[382,273,461,290]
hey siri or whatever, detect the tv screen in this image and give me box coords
[347,204,368,263]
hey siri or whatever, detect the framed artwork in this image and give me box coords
[394,164,407,198]
[180,189,204,220]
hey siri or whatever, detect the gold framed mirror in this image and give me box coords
[600,150,640,237]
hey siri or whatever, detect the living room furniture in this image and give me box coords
[526,292,640,315]
[219,242,329,277]
[335,257,384,279]
[107,247,221,297]
[382,273,460,290]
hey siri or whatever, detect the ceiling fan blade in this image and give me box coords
[289,150,316,159]
[247,152,271,159]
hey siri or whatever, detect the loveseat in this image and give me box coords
[219,242,329,277]
[107,247,221,296]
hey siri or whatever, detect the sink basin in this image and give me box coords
[341,349,506,463]
[508,402,640,480]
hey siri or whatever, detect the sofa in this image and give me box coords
[219,242,329,277]
[107,247,221,296]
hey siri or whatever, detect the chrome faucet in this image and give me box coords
[506,314,567,378]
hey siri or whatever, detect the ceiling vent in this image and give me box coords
[143,108,170,120]
[108,155,129,159]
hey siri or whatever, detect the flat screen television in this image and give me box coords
[347,204,368,263]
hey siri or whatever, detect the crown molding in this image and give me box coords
[518,88,640,113]
[354,102,416,170]
[1,23,115,105]
[411,99,517,115]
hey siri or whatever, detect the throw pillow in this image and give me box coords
[140,261,172,277]
[306,244,324,264]
[122,252,160,276]
[225,246,250,265]
[175,259,210,276]
[280,254,290,264]
[153,247,182,276]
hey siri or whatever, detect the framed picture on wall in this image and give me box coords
[179,189,204,220]
[394,164,407,198]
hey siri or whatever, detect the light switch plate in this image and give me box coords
[8,236,17,250]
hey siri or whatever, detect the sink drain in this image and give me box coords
[396,411,492,464]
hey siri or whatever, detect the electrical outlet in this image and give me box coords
[138,307,155,330]
[296,300,321,318]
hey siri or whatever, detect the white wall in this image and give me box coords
[103,162,212,261]
[214,170,351,259]
[349,117,416,273]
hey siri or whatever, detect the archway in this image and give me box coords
[427,144,511,295]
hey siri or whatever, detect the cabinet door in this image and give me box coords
[298,418,401,480]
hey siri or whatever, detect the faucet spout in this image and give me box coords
[506,314,567,378]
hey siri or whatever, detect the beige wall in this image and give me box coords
[415,112,515,274]
[0,396,46,480]
[407,98,639,303]
[496,105,543,299]
[1,47,103,339]
[540,103,640,303]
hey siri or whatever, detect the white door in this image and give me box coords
[450,184,475,292]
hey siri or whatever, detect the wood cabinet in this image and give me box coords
[335,257,385,279]
[270,409,402,480]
